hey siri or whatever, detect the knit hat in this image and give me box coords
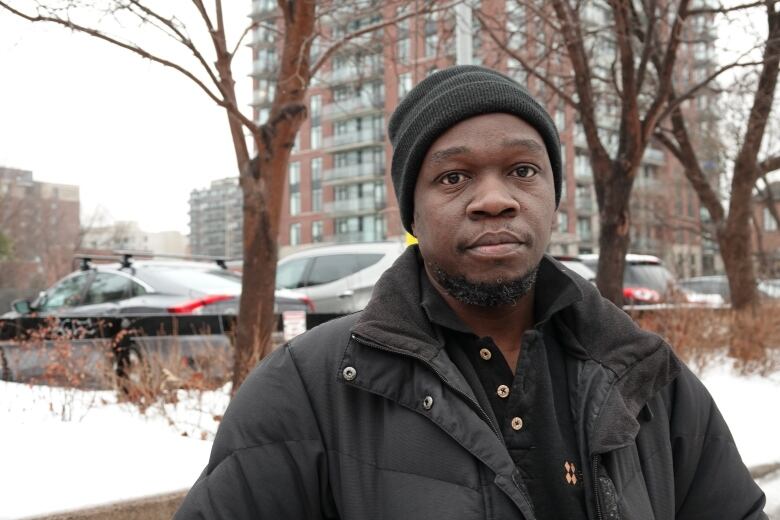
[388,65,562,234]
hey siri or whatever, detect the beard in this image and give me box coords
[428,261,539,307]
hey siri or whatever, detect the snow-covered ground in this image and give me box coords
[0,356,778,519]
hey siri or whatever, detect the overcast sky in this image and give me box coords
[0,5,252,235]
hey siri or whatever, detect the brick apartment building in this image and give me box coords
[0,167,81,308]
[242,0,716,276]
[753,181,780,277]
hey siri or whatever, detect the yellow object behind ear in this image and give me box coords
[405,233,418,246]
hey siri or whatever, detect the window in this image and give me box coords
[38,273,91,311]
[310,94,321,119]
[398,72,413,99]
[425,33,438,58]
[289,162,301,216]
[397,38,410,63]
[83,273,139,304]
[577,217,592,241]
[311,157,323,212]
[310,125,322,150]
[307,254,360,286]
[290,223,302,246]
[765,207,778,232]
[312,220,324,243]
[558,212,568,233]
[276,258,310,289]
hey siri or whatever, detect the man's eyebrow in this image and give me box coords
[428,146,471,164]
[502,138,546,154]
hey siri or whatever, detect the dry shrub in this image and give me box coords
[631,302,780,375]
[115,334,233,414]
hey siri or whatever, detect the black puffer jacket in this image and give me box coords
[176,248,767,519]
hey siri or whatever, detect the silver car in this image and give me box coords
[276,241,407,314]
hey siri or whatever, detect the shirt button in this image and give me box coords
[511,416,524,431]
[497,384,510,398]
[479,348,492,360]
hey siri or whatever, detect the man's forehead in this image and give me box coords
[427,138,547,164]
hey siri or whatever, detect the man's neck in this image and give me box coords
[426,270,535,372]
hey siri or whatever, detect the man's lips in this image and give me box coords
[464,231,527,255]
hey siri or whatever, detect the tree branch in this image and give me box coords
[760,154,780,174]
[685,0,775,16]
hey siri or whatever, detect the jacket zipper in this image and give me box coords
[350,333,502,440]
[592,454,604,520]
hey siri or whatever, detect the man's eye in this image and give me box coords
[511,165,539,178]
[440,172,466,185]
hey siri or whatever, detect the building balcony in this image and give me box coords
[325,230,386,243]
[323,197,385,216]
[251,60,278,78]
[322,63,383,85]
[642,147,666,166]
[251,0,278,19]
[322,96,384,121]
[323,162,385,185]
[252,89,274,107]
[322,128,384,151]
[576,198,596,214]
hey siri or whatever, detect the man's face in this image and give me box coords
[412,113,557,305]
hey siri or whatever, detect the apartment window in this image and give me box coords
[425,33,438,58]
[289,162,301,216]
[555,108,566,130]
[399,72,413,99]
[765,207,778,232]
[397,38,410,63]
[290,223,301,246]
[258,108,270,125]
[312,220,324,243]
[558,212,568,233]
[577,217,592,241]
[310,94,321,119]
[311,157,323,212]
[310,125,322,150]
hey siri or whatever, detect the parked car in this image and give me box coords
[3,257,310,318]
[275,241,407,314]
[552,255,596,283]
[579,253,683,305]
[679,275,780,304]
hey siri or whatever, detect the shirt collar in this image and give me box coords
[419,253,584,335]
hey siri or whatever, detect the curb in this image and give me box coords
[23,490,187,520]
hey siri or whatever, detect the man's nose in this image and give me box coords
[466,176,520,219]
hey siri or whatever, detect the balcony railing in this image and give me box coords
[325,230,386,243]
[643,147,665,165]
[323,128,384,149]
[251,0,278,17]
[323,162,385,183]
[576,198,595,213]
[322,97,384,120]
[252,60,278,77]
[323,197,385,215]
[322,63,383,84]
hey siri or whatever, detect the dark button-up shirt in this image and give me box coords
[420,256,588,519]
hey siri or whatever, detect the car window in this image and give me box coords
[83,273,133,305]
[276,258,311,289]
[306,254,359,286]
[624,263,674,293]
[39,273,91,311]
[355,254,384,271]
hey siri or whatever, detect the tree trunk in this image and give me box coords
[719,177,760,309]
[595,171,634,305]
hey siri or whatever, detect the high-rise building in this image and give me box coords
[188,177,243,259]
[250,1,716,275]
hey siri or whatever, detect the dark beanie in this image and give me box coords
[388,65,562,234]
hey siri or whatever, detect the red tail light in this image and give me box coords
[167,294,234,314]
[623,287,661,303]
[300,295,316,312]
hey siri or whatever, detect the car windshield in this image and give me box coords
[624,263,675,293]
[134,267,241,296]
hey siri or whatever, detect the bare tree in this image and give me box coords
[477,0,767,306]
[653,1,780,308]
[0,0,449,390]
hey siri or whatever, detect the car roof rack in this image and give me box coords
[74,251,232,270]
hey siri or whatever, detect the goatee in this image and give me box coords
[429,262,539,307]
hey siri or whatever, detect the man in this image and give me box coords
[176,66,767,519]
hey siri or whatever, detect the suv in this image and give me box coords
[579,253,682,305]
[276,241,407,314]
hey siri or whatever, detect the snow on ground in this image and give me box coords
[0,355,778,519]
[0,382,229,520]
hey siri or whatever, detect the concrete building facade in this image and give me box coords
[188,177,243,259]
